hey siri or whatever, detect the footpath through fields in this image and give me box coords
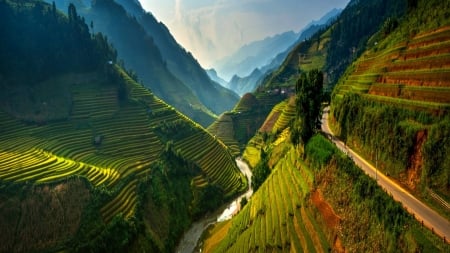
[321,107,450,243]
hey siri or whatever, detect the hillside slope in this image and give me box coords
[224,11,340,97]
[331,0,450,201]
[204,100,447,252]
[208,92,288,153]
[51,0,239,127]
[208,0,406,150]
[0,1,245,252]
[133,6,240,115]
[260,0,406,91]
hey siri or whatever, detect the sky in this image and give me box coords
[139,0,350,68]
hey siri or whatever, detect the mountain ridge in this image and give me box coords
[50,0,238,127]
[0,1,246,251]
[216,8,342,96]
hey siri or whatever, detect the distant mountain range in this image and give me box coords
[214,31,299,81]
[213,8,342,82]
[210,8,341,96]
[50,0,239,127]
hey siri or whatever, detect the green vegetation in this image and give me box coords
[0,1,246,252]
[0,0,117,84]
[208,92,287,152]
[56,0,239,127]
[207,113,241,156]
[212,143,328,252]
[290,69,324,145]
[324,0,406,85]
[331,0,450,200]
[205,1,449,252]
[310,135,448,252]
[208,125,448,252]
[250,150,270,192]
[332,93,449,197]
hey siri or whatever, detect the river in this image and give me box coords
[176,158,253,253]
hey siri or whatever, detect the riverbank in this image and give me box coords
[176,158,253,253]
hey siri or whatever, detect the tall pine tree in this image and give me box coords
[291,69,324,146]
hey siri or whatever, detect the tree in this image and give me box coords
[293,69,324,145]
[251,149,270,191]
[52,1,56,18]
[68,3,77,23]
[407,0,418,11]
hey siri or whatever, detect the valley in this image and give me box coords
[0,0,449,252]
[177,158,253,253]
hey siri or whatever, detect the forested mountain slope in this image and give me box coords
[116,0,239,116]
[203,95,447,252]
[261,0,407,90]
[50,0,239,127]
[331,0,450,201]
[0,1,245,252]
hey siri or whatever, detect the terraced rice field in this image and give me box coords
[242,135,264,169]
[272,96,296,134]
[0,71,244,222]
[259,100,286,133]
[207,113,241,156]
[335,26,450,113]
[213,147,328,252]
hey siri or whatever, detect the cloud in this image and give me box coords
[174,0,182,20]
[141,0,350,68]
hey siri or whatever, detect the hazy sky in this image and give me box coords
[139,0,350,68]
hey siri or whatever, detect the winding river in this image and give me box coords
[176,158,253,253]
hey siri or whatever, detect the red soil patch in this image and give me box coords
[334,235,345,253]
[404,130,427,191]
[259,110,281,132]
[413,25,450,40]
[311,189,344,252]
[311,189,340,229]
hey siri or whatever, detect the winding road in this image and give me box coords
[321,107,450,243]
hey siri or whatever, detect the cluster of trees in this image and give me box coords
[0,0,117,84]
[251,149,270,191]
[154,118,197,142]
[291,69,324,146]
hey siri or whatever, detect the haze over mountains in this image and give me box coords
[140,0,350,68]
[213,8,342,81]
[50,0,239,127]
[208,8,341,96]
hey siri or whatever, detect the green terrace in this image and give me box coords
[334,24,450,113]
[207,113,241,156]
[259,100,287,133]
[272,97,298,134]
[213,147,328,252]
[0,70,245,223]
